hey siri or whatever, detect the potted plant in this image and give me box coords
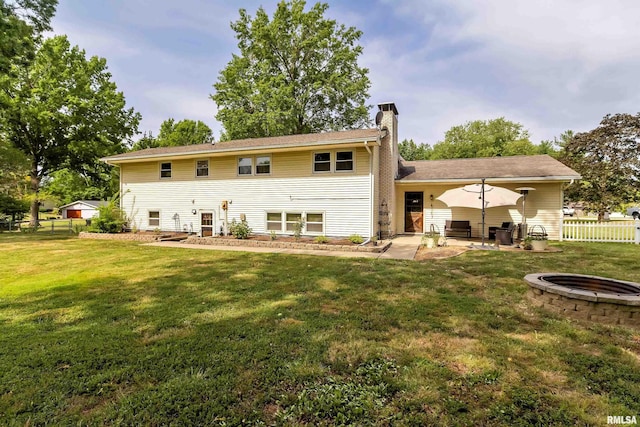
[528,225,548,251]
[422,224,443,249]
[521,236,533,250]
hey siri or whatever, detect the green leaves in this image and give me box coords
[431,118,540,159]
[212,0,371,140]
[561,113,640,219]
[1,35,140,222]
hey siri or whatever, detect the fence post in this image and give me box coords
[559,216,564,242]
[69,220,72,233]
[635,219,640,245]
[51,220,54,234]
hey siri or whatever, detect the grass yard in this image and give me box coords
[1,234,639,425]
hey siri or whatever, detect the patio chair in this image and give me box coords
[489,222,515,242]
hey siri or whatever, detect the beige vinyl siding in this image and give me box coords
[394,182,564,239]
[120,147,370,184]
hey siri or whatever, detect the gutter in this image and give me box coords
[395,176,581,184]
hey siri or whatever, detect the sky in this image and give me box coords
[50,0,640,146]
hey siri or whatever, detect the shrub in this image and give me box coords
[229,218,252,239]
[90,195,127,233]
[269,230,277,240]
[348,234,364,244]
[293,218,305,240]
[314,235,329,244]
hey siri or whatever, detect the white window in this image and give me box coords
[256,156,271,175]
[266,212,282,231]
[160,162,172,179]
[306,213,324,233]
[335,151,354,172]
[313,152,331,173]
[196,159,209,177]
[285,213,303,232]
[238,157,252,175]
[149,211,160,227]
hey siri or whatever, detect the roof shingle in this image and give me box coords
[398,155,580,181]
[103,128,380,162]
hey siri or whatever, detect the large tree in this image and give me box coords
[430,118,543,159]
[212,0,370,140]
[0,35,140,224]
[0,0,57,76]
[131,119,213,150]
[561,113,640,220]
[398,139,432,161]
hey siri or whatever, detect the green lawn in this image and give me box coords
[1,234,639,425]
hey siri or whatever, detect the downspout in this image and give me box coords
[361,140,374,246]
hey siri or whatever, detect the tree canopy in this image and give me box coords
[430,118,544,159]
[212,0,370,140]
[561,113,640,220]
[132,119,213,150]
[0,0,57,75]
[398,139,432,161]
[0,35,140,223]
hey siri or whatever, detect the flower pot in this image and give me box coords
[531,240,548,251]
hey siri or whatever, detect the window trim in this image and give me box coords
[335,150,355,173]
[148,210,160,228]
[266,211,325,235]
[159,162,172,179]
[266,211,283,232]
[313,151,332,174]
[195,159,209,178]
[305,212,325,235]
[237,156,253,176]
[255,155,272,175]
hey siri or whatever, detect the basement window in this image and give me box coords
[149,211,160,228]
[266,212,282,231]
[306,213,324,233]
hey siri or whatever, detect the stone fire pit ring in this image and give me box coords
[524,273,640,328]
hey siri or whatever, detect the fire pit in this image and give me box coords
[524,273,640,328]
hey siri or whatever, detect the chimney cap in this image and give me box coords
[377,102,398,116]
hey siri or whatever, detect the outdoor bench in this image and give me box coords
[444,220,472,238]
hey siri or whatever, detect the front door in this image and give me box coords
[201,212,214,237]
[405,192,424,233]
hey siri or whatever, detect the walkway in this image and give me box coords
[146,234,422,261]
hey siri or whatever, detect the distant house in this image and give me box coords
[102,102,580,240]
[59,200,107,219]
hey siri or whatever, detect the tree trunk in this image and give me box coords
[29,166,40,226]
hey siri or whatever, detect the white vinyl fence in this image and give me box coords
[561,220,640,244]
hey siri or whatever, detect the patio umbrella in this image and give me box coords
[436,179,523,247]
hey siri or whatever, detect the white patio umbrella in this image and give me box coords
[437,179,523,247]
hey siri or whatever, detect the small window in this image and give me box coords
[256,156,271,175]
[286,213,302,232]
[149,211,160,227]
[314,152,331,172]
[266,212,282,231]
[238,157,252,175]
[196,160,209,177]
[160,162,172,178]
[306,213,324,233]
[335,151,353,172]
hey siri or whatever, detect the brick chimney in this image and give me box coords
[377,102,399,238]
